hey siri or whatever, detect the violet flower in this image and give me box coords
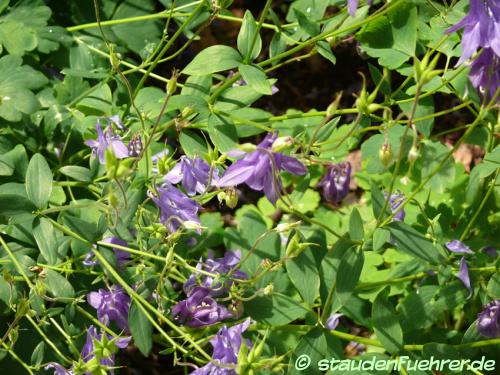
[81,326,131,373]
[128,136,143,157]
[469,48,500,101]
[347,0,373,17]
[184,250,247,296]
[477,300,500,337]
[45,363,74,375]
[172,287,232,327]
[446,0,500,65]
[384,192,405,222]
[457,256,472,299]
[85,119,128,164]
[217,132,307,204]
[149,183,201,233]
[318,162,351,203]
[83,237,130,267]
[325,313,343,330]
[192,318,252,375]
[87,285,131,332]
[483,246,498,258]
[446,240,474,254]
[165,156,219,196]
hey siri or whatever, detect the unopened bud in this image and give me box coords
[275,221,301,233]
[408,146,419,163]
[239,143,257,153]
[182,220,205,231]
[379,143,393,167]
[167,70,178,95]
[262,283,274,296]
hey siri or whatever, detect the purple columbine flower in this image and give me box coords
[347,0,373,17]
[87,285,131,332]
[384,192,405,222]
[45,363,74,375]
[128,135,143,157]
[218,132,307,205]
[165,156,219,196]
[83,237,131,267]
[172,286,232,327]
[184,250,247,296]
[149,183,201,233]
[325,313,343,330]
[483,246,498,258]
[81,326,131,372]
[85,119,129,164]
[318,162,351,203]
[192,318,252,375]
[446,240,474,254]
[477,300,500,337]
[446,0,500,65]
[469,48,500,101]
[457,256,472,299]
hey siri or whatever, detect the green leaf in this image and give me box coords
[129,301,153,356]
[316,40,336,65]
[387,221,444,264]
[208,113,238,153]
[26,153,53,209]
[294,8,320,36]
[334,246,364,308]
[372,287,403,353]
[370,184,391,220]
[45,269,74,299]
[179,130,208,158]
[59,166,93,182]
[288,327,343,375]
[398,286,439,331]
[76,84,112,116]
[419,140,456,193]
[243,292,309,325]
[388,3,418,56]
[286,231,321,305]
[373,228,390,251]
[269,32,287,61]
[237,10,262,61]
[238,64,273,95]
[349,208,364,241]
[487,272,500,298]
[0,55,48,121]
[183,45,242,76]
[0,154,14,176]
[31,341,45,367]
[33,218,58,265]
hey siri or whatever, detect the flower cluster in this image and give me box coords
[218,132,307,204]
[172,251,247,328]
[87,285,131,332]
[192,319,252,375]
[447,0,500,100]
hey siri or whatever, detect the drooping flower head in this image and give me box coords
[318,162,351,203]
[469,48,500,101]
[165,156,219,196]
[347,0,373,17]
[218,132,307,205]
[192,318,252,374]
[148,183,201,233]
[45,363,74,375]
[477,300,500,337]
[446,239,474,254]
[80,326,131,373]
[446,0,500,65]
[384,192,406,222]
[85,119,128,164]
[325,313,343,330]
[83,236,131,267]
[184,250,247,296]
[172,286,232,327]
[87,285,131,332]
[456,256,472,299]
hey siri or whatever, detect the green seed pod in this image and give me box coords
[379,142,393,168]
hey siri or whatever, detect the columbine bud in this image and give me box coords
[379,142,393,168]
[108,192,119,208]
[275,221,300,233]
[271,136,293,152]
[408,146,419,163]
[225,188,238,208]
[239,143,258,153]
[167,70,178,95]
[262,283,274,296]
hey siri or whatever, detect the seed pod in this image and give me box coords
[379,142,393,167]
